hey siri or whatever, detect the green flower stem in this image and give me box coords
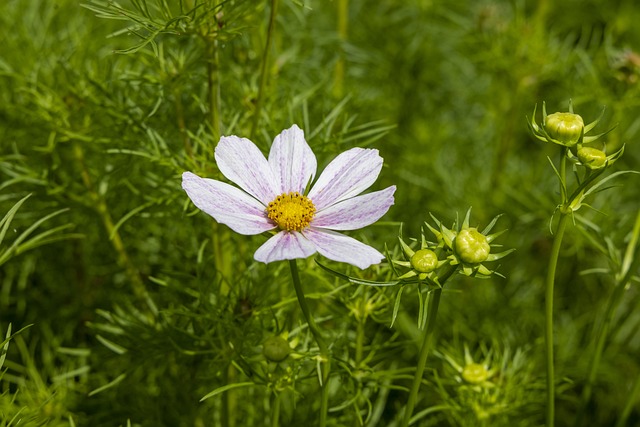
[333,0,348,98]
[289,260,331,427]
[251,0,279,139]
[559,146,568,202]
[616,373,640,427]
[206,37,221,143]
[271,392,281,427]
[575,210,640,427]
[355,314,365,367]
[545,212,570,427]
[401,264,458,427]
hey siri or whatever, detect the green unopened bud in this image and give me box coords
[545,112,584,146]
[461,363,490,384]
[455,228,490,264]
[410,249,439,273]
[577,146,607,169]
[263,336,291,362]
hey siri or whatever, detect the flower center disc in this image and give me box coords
[267,192,316,231]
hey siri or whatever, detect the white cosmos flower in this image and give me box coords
[182,124,395,269]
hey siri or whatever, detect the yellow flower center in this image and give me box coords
[267,192,316,231]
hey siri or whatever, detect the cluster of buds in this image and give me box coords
[393,209,513,281]
[528,100,623,170]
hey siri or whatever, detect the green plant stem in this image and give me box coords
[354,287,368,367]
[206,36,221,143]
[333,0,348,98]
[545,212,570,427]
[289,260,330,427]
[616,373,640,427]
[575,210,640,426]
[271,392,281,427]
[251,0,279,139]
[401,265,457,427]
[355,313,364,367]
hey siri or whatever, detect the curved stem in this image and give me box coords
[289,260,331,427]
[545,212,570,427]
[251,0,279,139]
[401,265,457,427]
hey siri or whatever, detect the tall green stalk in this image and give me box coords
[251,0,279,139]
[543,146,571,427]
[333,0,348,98]
[289,260,331,427]
[544,212,569,427]
[401,264,457,427]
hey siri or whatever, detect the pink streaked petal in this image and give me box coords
[268,125,317,194]
[182,172,275,235]
[254,231,317,264]
[308,148,384,210]
[303,228,385,269]
[312,186,396,230]
[215,135,279,205]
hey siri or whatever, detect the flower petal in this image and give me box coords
[182,172,275,235]
[254,231,317,264]
[215,135,279,205]
[312,186,396,230]
[303,228,384,269]
[308,148,384,210]
[268,125,317,194]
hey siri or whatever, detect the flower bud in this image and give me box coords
[455,228,490,264]
[545,112,584,146]
[461,363,490,384]
[410,249,439,273]
[262,336,291,362]
[577,146,607,169]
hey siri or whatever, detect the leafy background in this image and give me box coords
[1,0,639,426]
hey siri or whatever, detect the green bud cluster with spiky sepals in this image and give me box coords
[391,209,514,282]
[427,209,514,278]
[528,100,614,148]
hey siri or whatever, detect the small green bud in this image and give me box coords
[410,249,439,273]
[455,228,490,264]
[545,112,584,146]
[262,336,291,362]
[461,363,490,384]
[577,146,607,169]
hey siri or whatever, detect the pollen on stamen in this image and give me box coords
[267,192,316,231]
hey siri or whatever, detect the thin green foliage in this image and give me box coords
[0,0,639,426]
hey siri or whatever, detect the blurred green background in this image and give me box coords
[1,0,639,426]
